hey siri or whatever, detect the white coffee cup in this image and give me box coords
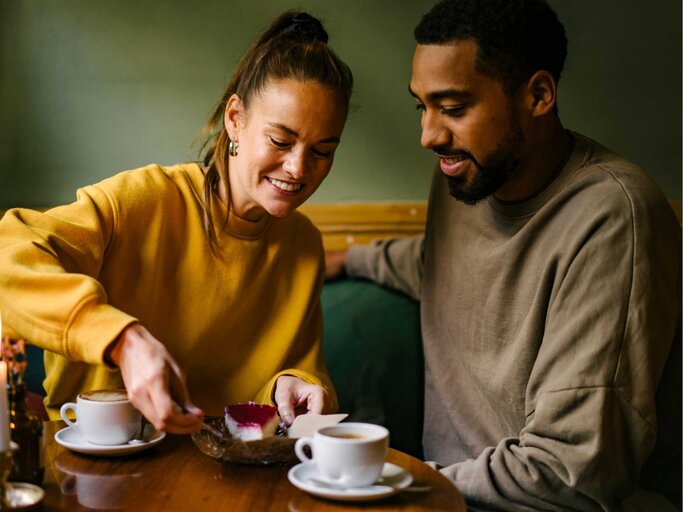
[60,389,141,446]
[294,422,389,487]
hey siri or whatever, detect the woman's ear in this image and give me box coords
[524,70,557,117]
[224,94,243,139]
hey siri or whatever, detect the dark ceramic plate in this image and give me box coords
[191,417,297,465]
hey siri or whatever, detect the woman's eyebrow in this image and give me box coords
[268,122,340,144]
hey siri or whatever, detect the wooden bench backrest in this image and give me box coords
[2,200,680,251]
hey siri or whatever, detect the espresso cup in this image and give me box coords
[60,389,141,446]
[294,422,389,487]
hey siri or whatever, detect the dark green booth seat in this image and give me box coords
[23,279,425,459]
[25,344,47,398]
[321,279,424,459]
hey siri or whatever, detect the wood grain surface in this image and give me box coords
[41,421,466,511]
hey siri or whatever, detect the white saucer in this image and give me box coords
[55,425,166,456]
[287,462,413,502]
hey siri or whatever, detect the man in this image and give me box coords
[326,0,681,510]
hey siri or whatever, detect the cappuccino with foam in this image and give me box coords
[60,389,141,445]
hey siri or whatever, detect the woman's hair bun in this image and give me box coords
[276,12,328,43]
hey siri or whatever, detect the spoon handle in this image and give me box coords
[308,477,432,493]
[172,400,224,441]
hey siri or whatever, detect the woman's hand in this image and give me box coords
[107,323,204,434]
[274,375,332,426]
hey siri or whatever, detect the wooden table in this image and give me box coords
[36,421,466,511]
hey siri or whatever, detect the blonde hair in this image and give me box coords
[194,11,353,247]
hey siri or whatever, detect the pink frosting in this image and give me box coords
[224,402,277,427]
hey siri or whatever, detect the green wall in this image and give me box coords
[1,1,680,209]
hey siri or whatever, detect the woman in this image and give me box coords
[0,11,353,434]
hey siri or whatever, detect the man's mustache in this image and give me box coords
[433,147,479,166]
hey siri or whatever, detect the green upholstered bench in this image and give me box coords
[321,279,424,459]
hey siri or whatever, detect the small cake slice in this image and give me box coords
[224,402,279,441]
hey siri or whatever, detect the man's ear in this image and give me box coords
[224,94,243,139]
[524,70,557,117]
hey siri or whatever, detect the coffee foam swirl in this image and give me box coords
[81,389,129,402]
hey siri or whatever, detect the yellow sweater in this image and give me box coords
[0,163,336,419]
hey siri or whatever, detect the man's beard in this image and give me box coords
[441,124,524,205]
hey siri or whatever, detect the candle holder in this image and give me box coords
[0,442,44,510]
[0,442,16,509]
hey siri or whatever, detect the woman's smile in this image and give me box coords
[265,176,304,195]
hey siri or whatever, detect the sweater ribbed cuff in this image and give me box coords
[255,369,338,413]
[66,301,138,365]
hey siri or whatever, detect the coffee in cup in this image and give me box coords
[327,433,366,439]
[60,389,141,446]
[294,422,389,487]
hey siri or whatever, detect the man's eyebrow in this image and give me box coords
[268,122,340,144]
[408,86,472,102]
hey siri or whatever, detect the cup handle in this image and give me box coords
[60,402,78,428]
[294,437,314,464]
[60,475,77,495]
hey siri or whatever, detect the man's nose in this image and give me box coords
[420,111,450,149]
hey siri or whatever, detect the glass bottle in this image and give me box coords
[4,339,43,485]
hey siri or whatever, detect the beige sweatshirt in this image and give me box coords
[347,133,681,511]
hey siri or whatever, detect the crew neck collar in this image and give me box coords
[187,163,271,239]
[487,132,587,218]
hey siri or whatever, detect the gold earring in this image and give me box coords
[228,139,239,157]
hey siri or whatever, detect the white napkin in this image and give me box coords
[287,413,348,438]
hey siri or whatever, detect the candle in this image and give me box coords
[0,361,8,451]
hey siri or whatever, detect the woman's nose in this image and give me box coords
[283,150,308,178]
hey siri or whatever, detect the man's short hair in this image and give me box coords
[415,0,567,94]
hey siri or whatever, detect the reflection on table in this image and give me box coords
[41,421,467,511]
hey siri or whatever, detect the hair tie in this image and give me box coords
[279,13,328,43]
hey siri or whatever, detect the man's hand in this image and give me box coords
[274,375,332,426]
[107,323,204,434]
[324,250,348,281]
